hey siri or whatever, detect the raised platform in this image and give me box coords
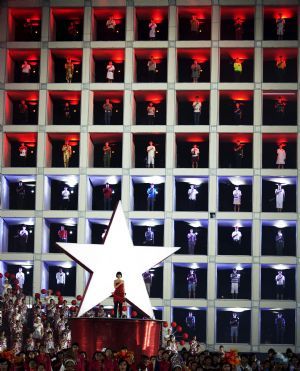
[70,317,162,359]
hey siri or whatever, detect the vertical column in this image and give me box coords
[206,306,215,345]
[124,48,134,84]
[121,174,131,212]
[211,5,220,41]
[0,91,4,127]
[38,89,47,126]
[164,173,174,213]
[126,6,134,42]
[254,5,263,42]
[34,217,43,255]
[166,89,176,126]
[32,259,43,296]
[76,217,86,295]
[82,48,91,84]
[35,174,45,212]
[39,49,49,84]
[78,173,87,212]
[210,47,219,84]
[122,132,132,169]
[81,89,90,126]
[41,6,50,42]
[168,6,176,42]
[252,219,260,258]
[253,89,262,127]
[296,308,300,353]
[253,132,262,170]
[252,175,261,213]
[83,6,92,41]
[251,307,260,349]
[208,175,217,216]
[0,6,8,42]
[123,90,133,126]
[164,218,173,247]
[36,132,46,168]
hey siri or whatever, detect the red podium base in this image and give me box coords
[70,318,162,360]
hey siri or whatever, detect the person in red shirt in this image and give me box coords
[35,346,52,371]
[113,272,125,318]
[68,343,85,371]
[159,352,171,371]
[103,349,117,371]
[89,352,104,371]
[58,225,68,242]
[103,183,114,210]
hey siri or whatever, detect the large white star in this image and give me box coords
[57,202,180,318]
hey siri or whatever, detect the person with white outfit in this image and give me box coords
[232,226,242,246]
[192,97,202,125]
[149,20,157,40]
[16,268,25,289]
[275,184,285,212]
[276,144,286,169]
[233,186,242,212]
[147,141,156,168]
[56,268,66,294]
[275,270,285,299]
[106,61,115,83]
[188,185,198,210]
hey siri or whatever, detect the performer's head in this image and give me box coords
[116,271,122,278]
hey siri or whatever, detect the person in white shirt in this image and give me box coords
[16,268,25,289]
[230,268,241,299]
[232,226,242,246]
[18,143,28,165]
[188,185,198,210]
[191,145,200,168]
[21,60,31,82]
[18,225,29,251]
[147,102,156,124]
[275,270,285,299]
[276,143,286,169]
[147,141,156,168]
[233,186,242,212]
[149,19,157,40]
[106,16,116,31]
[147,56,156,82]
[275,184,285,212]
[106,61,115,83]
[56,268,66,294]
[61,186,71,210]
[192,96,202,125]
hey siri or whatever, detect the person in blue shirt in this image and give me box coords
[147,183,158,211]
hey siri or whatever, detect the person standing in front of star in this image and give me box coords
[113,272,125,319]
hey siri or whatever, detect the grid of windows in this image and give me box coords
[0,0,299,352]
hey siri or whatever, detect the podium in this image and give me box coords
[70,317,162,359]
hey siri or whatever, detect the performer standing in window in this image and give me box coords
[16,181,26,209]
[234,17,244,40]
[149,19,157,40]
[18,100,29,124]
[276,13,285,40]
[233,140,244,168]
[106,61,115,83]
[276,143,286,169]
[113,272,125,318]
[147,183,158,211]
[275,229,284,255]
[65,58,74,83]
